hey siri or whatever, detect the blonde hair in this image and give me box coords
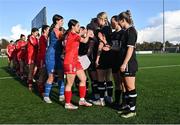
[97,12,110,26]
[97,12,108,21]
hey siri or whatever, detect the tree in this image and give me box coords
[165,41,173,47]
[154,41,163,50]
[0,39,9,49]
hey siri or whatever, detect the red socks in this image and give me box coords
[79,86,86,98]
[65,86,86,103]
[65,91,72,103]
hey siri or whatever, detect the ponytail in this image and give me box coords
[125,10,133,25]
[49,14,64,36]
[118,10,134,25]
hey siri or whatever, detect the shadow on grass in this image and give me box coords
[1,66,118,111]
[1,66,91,108]
[1,66,64,106]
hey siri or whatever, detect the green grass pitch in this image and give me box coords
[0,53,180,124]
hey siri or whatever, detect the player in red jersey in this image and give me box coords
[74,26,90,97]
[27,28,39,91]
[64,19,94,109]
[6,40,15,69]
[36,25,50,97]
[16,34,27,79]
[11,42,17,72]
[12,40,19,73]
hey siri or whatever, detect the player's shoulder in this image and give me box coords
[39,35,45,40]
[128,26,137,34]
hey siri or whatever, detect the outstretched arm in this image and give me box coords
[80,30,94,43]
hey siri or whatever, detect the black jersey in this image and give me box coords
[98,25,112,46]
[111,30,125,73]
[120,26,138,73]
[111,30,125,51]
[97,25,112,69]
[120,26,137,61]
[78,42,89,56]
[90,25,112,61]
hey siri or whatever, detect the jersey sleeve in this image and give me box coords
[127,28,137,47]
[75,34,81,42]
[16,42,21,50]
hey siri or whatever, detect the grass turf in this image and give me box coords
[0,53,180,124]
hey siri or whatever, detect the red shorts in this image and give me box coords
[64,61,83,74]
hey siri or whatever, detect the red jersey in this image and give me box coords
[27,35,38,64]
[37,35,48,67]
[16,40,27,61]
[6,43,15,57]
[64,32,81,64]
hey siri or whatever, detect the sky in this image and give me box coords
[0,0,180,44]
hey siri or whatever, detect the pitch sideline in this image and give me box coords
[0,64,180,80]
[139,64,180,69]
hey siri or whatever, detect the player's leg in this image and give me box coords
[43,58,55,103]
[93,69,106,106]
[16,59,20,77]
[19,60,24,80]
[76,69,92,107]
[113,71,121,106]
[120,75,137,118]
[105,68,113,104]
[7,56,11,69]
[64,73,78,109]
[43,72,54,103]
[84,70,90,98]
[37,67,47,97]
[121,78,129,109]
[88,63,99,100]
[57,69,65,101]
[27,63,34,91]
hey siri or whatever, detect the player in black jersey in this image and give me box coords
[93,12,113,106]
[110,15,126,108]
[117,10,138,118]
[86,19,100,101]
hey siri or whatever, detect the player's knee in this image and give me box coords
[80,75,87,83]
[126,84,135,91]
[65,81,73,91]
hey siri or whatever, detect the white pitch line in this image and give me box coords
[0,76,14,80]
[0,65,180,80]
[139,64,180,69]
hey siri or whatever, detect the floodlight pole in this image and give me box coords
[162,0,165,52]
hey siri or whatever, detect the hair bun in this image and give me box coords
[126,10,131,17]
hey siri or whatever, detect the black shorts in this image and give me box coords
[97,51,112,70]
[111,51,121,73]
[120,59,138,77]
[88,61,96,71]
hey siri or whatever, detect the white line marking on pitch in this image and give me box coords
[139,64,180,69]
[0,76,14,80]
[0,65,180,80]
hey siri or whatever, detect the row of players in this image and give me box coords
[6,10,138,118]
